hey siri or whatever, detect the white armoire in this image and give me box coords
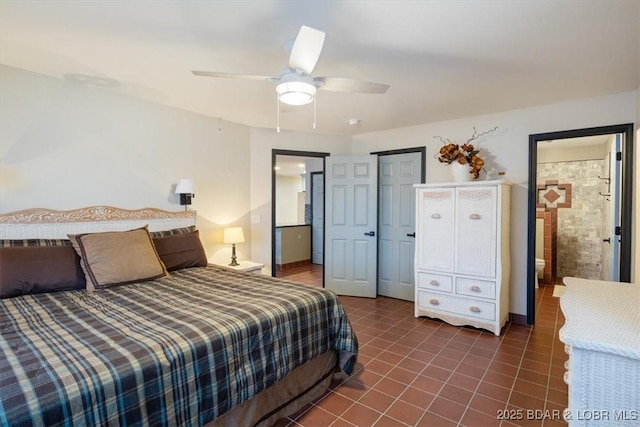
[414,180,511,336]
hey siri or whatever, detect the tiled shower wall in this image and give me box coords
[537,160,604,279]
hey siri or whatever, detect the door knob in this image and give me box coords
[407,232,416,238]
[603,238,611,243]
[364,231,375,237]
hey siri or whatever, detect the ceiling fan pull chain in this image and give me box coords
[276,93,281,133]
[313,93,317,130]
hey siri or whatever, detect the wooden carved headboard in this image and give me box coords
[0,206,197,239]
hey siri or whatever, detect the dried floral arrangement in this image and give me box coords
[434,126,498,179]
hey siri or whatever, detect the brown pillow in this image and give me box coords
[68,226,167,291]
[0,245,86,299]
[153,230,208,271]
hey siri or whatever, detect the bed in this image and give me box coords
[0,207,358,427]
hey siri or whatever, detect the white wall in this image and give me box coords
[352,91,637,316]
[275,174,302,225]
[0,65,252,264]
[249,128,351,274]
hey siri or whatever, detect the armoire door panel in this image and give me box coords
[455,187,497,277]
[417,188,454,272]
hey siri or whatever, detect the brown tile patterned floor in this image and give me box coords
[278,263,324,287]
[275,266,568,426]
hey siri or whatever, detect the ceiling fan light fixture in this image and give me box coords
[276,81,316,106]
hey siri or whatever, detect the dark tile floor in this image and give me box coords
[278,263,323,286]
[277,266,568,426]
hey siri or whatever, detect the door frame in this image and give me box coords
[527,123,634,324]
[271,149,329,279]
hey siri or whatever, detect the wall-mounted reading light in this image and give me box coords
[174,179,196,210]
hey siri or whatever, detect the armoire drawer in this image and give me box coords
[456,277,496,299]
[417,291,496,321]
[417,272,453,293]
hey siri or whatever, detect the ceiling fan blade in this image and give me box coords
[192,70,276,81]
[315,77,390,94]
[288,26,325,75]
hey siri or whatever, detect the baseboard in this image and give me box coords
[276,260,311,270]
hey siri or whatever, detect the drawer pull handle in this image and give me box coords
[429,299,440,306]
[469,306,481,313]
[469,285,481,292]
[469,213,481,220]
[430,280,440,286]
[431,213,441,219]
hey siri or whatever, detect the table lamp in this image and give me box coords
[223,227,245,266]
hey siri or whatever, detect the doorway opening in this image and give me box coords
[527,123,634,324]
[271,149,328,287]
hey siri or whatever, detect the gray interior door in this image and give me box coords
[325,155,378,297]
[378,152,422,301]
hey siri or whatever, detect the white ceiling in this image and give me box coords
[1,1,638,135]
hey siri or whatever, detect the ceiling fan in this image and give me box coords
[192,25,390,108]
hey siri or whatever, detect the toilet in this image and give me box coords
[535,258,545,288]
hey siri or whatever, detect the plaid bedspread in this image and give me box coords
[0,265,358,426]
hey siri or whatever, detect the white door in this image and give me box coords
[378,152,422,301]
[325,155,378,297]
[311,172,324,264]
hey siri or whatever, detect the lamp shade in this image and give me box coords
[276,81,316,106]
[223,227,245,244]
[175,179,196,194]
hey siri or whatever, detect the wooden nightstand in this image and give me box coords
[214,260,264,274]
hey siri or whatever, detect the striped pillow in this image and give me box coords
[0,239,71,247]
[149,225,196,239]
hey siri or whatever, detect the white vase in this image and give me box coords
[450,162,474,182]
